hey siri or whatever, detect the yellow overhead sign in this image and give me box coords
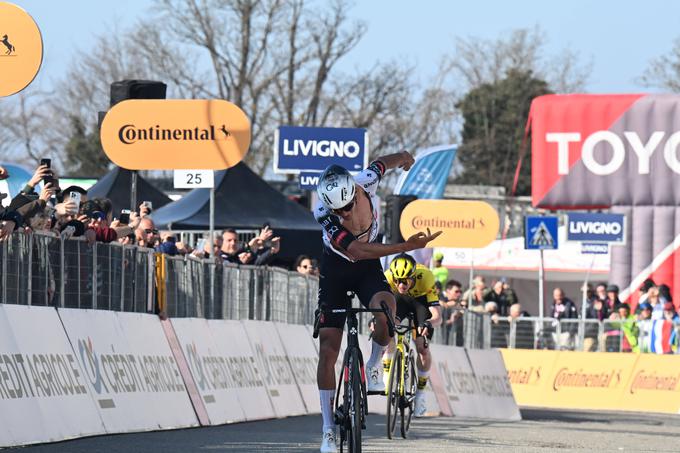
[399,199,499,248]
[100,99,251,170]
[0,2,43,97]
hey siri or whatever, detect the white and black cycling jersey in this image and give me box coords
[314,161,385,262]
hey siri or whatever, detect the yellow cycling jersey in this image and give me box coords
[385,263,439,305]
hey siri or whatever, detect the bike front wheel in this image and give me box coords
[348,348,363,453]
[401,347,418,438]
[386,349,401,439]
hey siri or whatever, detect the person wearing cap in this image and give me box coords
[662,301,679,324]
[637,302,654,352]
[616,303,639,353]
[431,251,448,287]
[606,284,622,311]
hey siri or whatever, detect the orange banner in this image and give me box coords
[501,349,680,414]
[399,200,499,248]
[0,2,43,97]
[100,99,251,170]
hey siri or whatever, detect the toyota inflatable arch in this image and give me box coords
[530,94,680,306]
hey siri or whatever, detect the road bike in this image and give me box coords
[314,294,394,453]
[385,313,418,439]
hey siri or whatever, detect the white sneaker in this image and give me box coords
[320,428,337,453]
[367,365,385,393]
[414,391,427,417]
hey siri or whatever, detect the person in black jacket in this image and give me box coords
[551,287,578,350]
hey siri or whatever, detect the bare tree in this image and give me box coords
[0,88,61,165]
[445,26,592,94]
[639,36,680,92]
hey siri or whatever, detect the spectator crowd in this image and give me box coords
[0,163,287,268]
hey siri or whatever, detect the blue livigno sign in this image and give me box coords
[567,213,625,244]
[299,171,321,191]
[274,126,368,174]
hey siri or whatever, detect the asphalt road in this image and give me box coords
[9,409,680,452]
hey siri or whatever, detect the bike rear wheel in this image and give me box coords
[348,348,363,453]
[401,348,418,438]
[386,350,401,439]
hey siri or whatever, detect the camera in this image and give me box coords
[119,209,131,225]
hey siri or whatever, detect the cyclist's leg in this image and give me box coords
[383,296,410,378]
[355,258,394,390]
[316,251,351,443]
[413,302,434,391]
[318,327,343,430]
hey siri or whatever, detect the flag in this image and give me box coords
[649,319,675,354]
[393,145,457,199]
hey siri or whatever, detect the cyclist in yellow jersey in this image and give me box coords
[383,253,441,417]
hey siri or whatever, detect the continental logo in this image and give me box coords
[552,367,622,391]
[100,99,251,170]
[118,124,230,144]
[0,2,43,97]
[400,200,499,248]
[507,366,541,385]
[411,216,485,230]
[629,370,680,394]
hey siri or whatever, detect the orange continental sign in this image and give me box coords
[500,349,557,407]
[0,2,43,97]
[502,349,680,414]
[399,200,499,248]
[100,99,251,170]
[624,354,680,413]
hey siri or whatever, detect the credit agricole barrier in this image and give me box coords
[0,304,519,447]
[501,349,680,414]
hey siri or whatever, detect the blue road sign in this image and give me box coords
[581,243,609,254]
[567,213,625,243]
[525,216,559,250]
[299,171,321,191]
[274,126,368,174]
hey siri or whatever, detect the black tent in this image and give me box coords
[88,167,172,215]
[152,162,322,263]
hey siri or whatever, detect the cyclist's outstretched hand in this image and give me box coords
[406,228,442,249]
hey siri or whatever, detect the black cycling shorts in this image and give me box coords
[317,248,392,329]
[395,294,434,340]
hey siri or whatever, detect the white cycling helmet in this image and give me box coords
[317,165,356,210]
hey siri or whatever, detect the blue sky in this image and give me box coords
[12,0,680,93]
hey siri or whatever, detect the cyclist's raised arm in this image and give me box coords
[374,150,415,171]
[345,229,442,261]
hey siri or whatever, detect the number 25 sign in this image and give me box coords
[173,170,215,189]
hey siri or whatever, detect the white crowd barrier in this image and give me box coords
[58,309,200,432]
[0,304,520,447]
[0,305,106,447]
[430,344,521,420]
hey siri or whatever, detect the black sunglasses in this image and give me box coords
[396,278,412,285]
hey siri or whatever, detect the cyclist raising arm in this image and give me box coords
[314,151,441,453]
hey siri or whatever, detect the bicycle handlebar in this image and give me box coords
[312,302,395,339]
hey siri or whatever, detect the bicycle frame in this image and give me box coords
[391,325,411,393]
[314,299,394,453]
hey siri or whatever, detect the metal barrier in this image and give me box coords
[1,232,156,313]
[4,231,680,354]
[161,254,319,324]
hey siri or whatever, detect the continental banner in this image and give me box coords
[501,349,680,414]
